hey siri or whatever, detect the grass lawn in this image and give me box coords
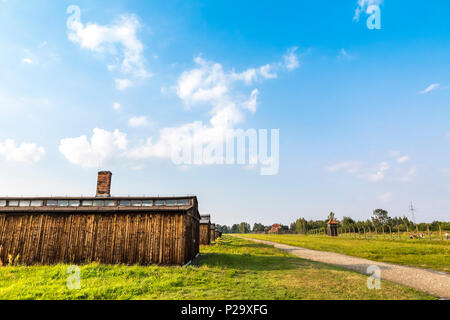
[0,236,435,300]
[238,234,450,273]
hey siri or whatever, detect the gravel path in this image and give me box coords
[234,236,450,299]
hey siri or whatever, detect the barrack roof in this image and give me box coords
[0,196,199,217]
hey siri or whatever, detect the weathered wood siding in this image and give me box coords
[199,224,210,245]
[181,214,199,263]
[210,228,216,242]
[0,211,198,266]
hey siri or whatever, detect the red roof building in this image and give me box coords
[269,224,284,234]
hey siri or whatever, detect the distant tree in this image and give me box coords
[285,214,448,234]
[252,223,265,233]
[294,218,308,234]
[341,216,356,229]
[217,225,230,234]
[238,222,251,234]
[289,222,296,233]
[231,224,239,233]
[372,209,391,228]
[402,216,414,230]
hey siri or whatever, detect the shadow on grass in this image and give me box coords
[194,252,333,272]
[219,242,275,249]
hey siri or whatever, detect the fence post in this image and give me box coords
[440,225,443,241]
[416,226,420,240]
[427,225,431,240]
[364,228,367,239]
[382,226,385,239]
[389,226,392,240]
[398,227,400,240]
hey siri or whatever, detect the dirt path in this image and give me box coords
[234,236,450,299]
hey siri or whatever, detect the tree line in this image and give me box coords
[217,209,450,234]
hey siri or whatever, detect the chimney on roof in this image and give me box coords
[96,171,112,197]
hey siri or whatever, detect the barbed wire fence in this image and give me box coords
[308,225,449,241]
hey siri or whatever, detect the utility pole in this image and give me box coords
[409,202,417,225]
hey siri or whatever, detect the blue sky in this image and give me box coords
[1,0,450,225]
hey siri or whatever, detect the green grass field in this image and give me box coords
[238,234,450,272]
[0,236,434,300]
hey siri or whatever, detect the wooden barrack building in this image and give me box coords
[0,172,200,266]
[210,223,216,242]
[199,215,211,245]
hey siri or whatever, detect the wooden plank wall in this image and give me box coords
[199,224,210,245]
[210,228,216,242]
[0,212,198,266]
[181,214,199,263]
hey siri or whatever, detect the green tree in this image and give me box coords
[372,209,391,228]
[289,222,296,233]
[238,222,251,234]
[252,223,265,232]
[230,224,239,233]
[294,218,308,234]
[341,216,355,229]
[217,225,230,234]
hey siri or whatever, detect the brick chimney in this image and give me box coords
[96,171,112,197]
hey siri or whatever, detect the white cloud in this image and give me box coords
[59,128,127,168]
[67,13,150,89]
[337,48,354,61]
[363,162,390,182]
[283,47,300,71]
[420,83,440,94]
[115,78,133,91]
[327,154,420,184]
[60,49,297,169]
[176,51,296,111]
[22,58,33,64]
[353,0,382,21]
[113,102,121,110]
[397,155,410,164]
[397,167,417,183]
[327,161,390,182]
[0,139,45,163]
[242,89,259,113]
[128,116,150,128]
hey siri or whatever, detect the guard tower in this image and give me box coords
[327,212,339,237]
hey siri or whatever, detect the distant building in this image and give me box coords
[269,224,284,234]
[0,171,200,266]
[200,215,211,245]
[215,227,222,239]
[327,212,339,237]
[210,224,216,242]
